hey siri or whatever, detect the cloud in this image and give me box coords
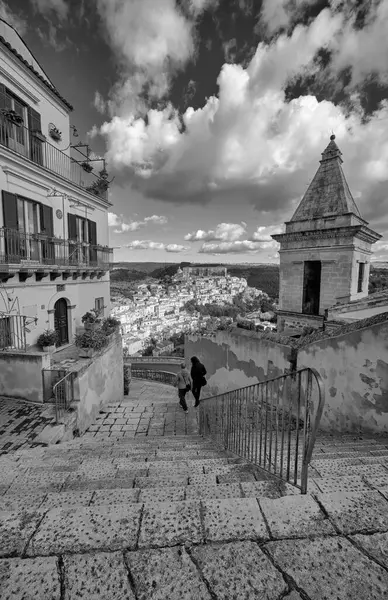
[94,91,107,115]
[185,222,247,242]
[0,1,27,35]
[30,0,68,20]
[184,0,219,16]
[122,240,188,252]
[108,212,168,233]
[198,240,271,254]
[259,0,321,35]
[251,225,284,241]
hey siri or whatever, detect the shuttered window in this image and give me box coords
[39,204,54,236]
[2,191,18,230]
[67,213,77,240]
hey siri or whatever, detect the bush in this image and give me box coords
[75,329,108,351]
[81,309,101,324]
[102,316,121,331]
[37,329,59,347]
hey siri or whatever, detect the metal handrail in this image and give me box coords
[53,371,76,423]
[131,368,177,386]
[0,115,107,199]
[126,356,182,364]
[198,367,325,494]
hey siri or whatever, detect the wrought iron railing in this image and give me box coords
[53,371,76,423]
[198,368,325,494]
[0,314,27,350]
[126,356,182,364]
[0,227,113,268]
[0,115,107,199]
[131,368,177,386]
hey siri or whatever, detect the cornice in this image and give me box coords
[273,226,381,244]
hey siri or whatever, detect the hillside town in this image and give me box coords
[111,266,272,355]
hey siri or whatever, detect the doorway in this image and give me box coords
[302,261,321,315]
[54,298,69,346]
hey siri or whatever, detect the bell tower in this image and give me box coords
[272,135,381,333]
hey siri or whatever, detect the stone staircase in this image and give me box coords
[1,420,388,597]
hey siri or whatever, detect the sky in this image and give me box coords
[2,0,388,264]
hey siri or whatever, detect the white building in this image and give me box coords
[0,20,112,350]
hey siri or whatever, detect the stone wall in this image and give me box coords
[0,350,51,403]
[74,330,123,433]
[185,328,294,398]
[298,313,388,433]
[277,310,324,333]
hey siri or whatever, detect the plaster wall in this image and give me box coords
[75,330,123,433]
[298,320,388,433]
[185,329,294,398]
[0,349,50,402]
[0,277,110,346]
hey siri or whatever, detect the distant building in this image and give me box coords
[272,135,381,334]
[182,266,227,279]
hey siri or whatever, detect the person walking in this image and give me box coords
[175,362,192,413]
[190,356,207,408]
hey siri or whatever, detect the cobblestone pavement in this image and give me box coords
[83,379,199,439]
[0,398,56,455]
[1,381,388,598]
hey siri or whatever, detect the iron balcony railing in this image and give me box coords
[0,314,27,351]
[0,115,107,199]
[0,227,113,269]
[198,368,325,494]
[131,368,177,386]
[53,371,76,423]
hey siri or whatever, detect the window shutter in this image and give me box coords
[0,84,7,110]
[27,107,42,133]
[67,213,77,240]
[40,204,54,236]
[87,219,97,245]
[2,191,18,229]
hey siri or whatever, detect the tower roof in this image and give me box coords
[291,135,362,222]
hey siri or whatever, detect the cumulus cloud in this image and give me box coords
[251,225,284,241]
[185,222,246,242]
[198,240,272,254]
[122,240,188,252]
[30,0,68,20]
[94,91,107,115]
[0,1,27,34]
[259,0,321,35]
[185,0,219,16]
[108,212,168,233]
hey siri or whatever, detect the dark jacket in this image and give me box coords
[191,362,207,383]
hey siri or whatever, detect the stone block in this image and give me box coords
[0,556,61,600]
[185,483,242,500]
[350,532,388,569]
[0,493,46,513]
[138,500,202,548]
[202,498,269,542]
[0,510,45,557]
[241,481,281,499]
[191,541,287,600]
[260,495,335,539]
[90,489,140,505]
[41,491,94,510]
[26,504,142,556]
[63,552,135,599]
[315,475,371,494]
[139,487,186,503]
[134,476,188,488]
[126,546,211,600]
[266,537,388,599]
[317,491,388,534]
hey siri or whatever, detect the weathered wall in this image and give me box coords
[298,319,388,433]
[0,351,50,402]
[75,331,123,433]
[185,329,294,397]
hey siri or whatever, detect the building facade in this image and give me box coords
[272,135,381,333]
[0,20,113,350]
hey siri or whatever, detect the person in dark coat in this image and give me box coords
[190,356,207,408]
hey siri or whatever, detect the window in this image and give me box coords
[358,262,365,293]
[95,297,104,315]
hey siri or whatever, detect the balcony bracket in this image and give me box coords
[0,272,15,283]
[62,271,72,280]
[81,271,89,280]
[36,270,50,282]
[50,271,62,281]
[19,270,34,283]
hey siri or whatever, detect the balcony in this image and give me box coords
[0,115,108,200]
[0,227,113,281]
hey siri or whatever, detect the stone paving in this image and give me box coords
[1,380,388,598]
[0,398,56,454]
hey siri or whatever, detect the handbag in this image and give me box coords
[201,376,207,387]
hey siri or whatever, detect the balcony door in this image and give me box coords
[68,213,97,266]
[2,90,27,157]
[54,298,69,346]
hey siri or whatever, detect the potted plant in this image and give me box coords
[1,108,23,126]
[102,316,121,334]
[81,161,93,173]
[37,329,59,353]
[49,126,62,142]
[81,308,102,330]
[75,329,108,358]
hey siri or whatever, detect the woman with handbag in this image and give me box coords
[175,362,192,413]
[190,356,207,408]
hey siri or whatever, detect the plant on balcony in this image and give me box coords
[81,308,102,330]
[85,178,109,197]
[1,108,23,126]
[75,329,108,358]
[49,126,62,142]
[37,329,59,352]
[102,316,121,334]
[99,168,109,179]
[81,161,93,173]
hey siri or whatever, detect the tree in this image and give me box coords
[143,345,154,356]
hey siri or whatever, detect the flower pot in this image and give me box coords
[79,348,95,358]
[43,345,56,353]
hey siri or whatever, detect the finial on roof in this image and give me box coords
[330,133,335,140]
